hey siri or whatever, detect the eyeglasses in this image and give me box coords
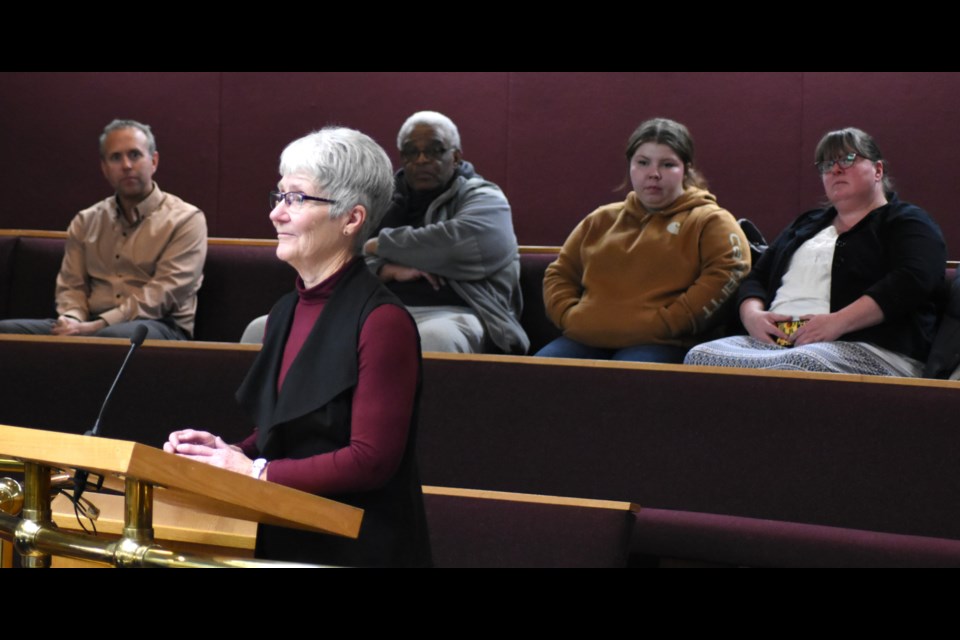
[815,152,861,175]
[400,143,450,163]
[269,191,338,210]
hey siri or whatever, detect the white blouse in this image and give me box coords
[769,225,837,317]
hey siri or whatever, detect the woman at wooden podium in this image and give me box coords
[164,127,431,567]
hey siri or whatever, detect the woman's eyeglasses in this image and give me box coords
[816,152,862,175]
[269,191,338,209]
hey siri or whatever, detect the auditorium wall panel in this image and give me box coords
[215,72,511,238]
[1,72,957,251]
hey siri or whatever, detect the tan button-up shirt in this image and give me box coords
[55,183,207,337]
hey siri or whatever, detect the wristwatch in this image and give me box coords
[250,458,268,479]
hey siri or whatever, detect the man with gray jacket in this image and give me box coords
[363,111,528,354]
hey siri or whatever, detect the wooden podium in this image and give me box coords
[0,424,363,567]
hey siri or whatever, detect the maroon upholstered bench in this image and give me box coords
[424,486,637,567]
[192,240,296,342]
[633,508,960,567]
[3,235,64,320]
[0,231,560,349]
[517,248,561,353]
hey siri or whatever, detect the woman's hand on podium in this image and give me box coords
[164,429,254,476]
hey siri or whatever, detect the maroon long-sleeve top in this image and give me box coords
[237,264,419,495]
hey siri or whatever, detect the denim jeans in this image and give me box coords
[535,336,688,363]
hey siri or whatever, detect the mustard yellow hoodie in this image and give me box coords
[543,187,750,349]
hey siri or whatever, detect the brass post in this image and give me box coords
[17,462,52,568]
[123,477,154,544]
[113,477,155,567]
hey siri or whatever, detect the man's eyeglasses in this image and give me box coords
[269,191,338,210]
[816,152,861,175]
[400,144,449,163]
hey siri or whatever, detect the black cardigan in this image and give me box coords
[737,194,946,361]
[236,259,431,567]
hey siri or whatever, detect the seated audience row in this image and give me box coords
[538,120,945,379]
[0,115,950,382]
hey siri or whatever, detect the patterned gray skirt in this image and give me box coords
[684,336,922,377]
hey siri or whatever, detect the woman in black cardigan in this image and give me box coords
[165,127,431,566]
[685,127,945,376]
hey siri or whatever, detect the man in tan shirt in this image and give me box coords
[0,119,207,339]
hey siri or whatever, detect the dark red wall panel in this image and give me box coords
[1,72,958,254]
[801,72,959,240]
[507,72,803,244]
[215,72,510,238]
[0,72,219,232]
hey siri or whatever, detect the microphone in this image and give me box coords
[87,324,148,438]
[75,325,149,500]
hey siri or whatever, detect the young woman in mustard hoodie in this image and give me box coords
[538,118,750,362]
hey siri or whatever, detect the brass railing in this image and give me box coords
[0,461,324,569]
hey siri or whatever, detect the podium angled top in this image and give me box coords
[0,424,361,539]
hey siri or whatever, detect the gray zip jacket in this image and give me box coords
[369,165,529,354]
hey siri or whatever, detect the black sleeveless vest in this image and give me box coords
[236,259,431,567]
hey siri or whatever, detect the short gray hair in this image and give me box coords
[279,127,395,248]
[396,110,461,151]
[100,119,157,157]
